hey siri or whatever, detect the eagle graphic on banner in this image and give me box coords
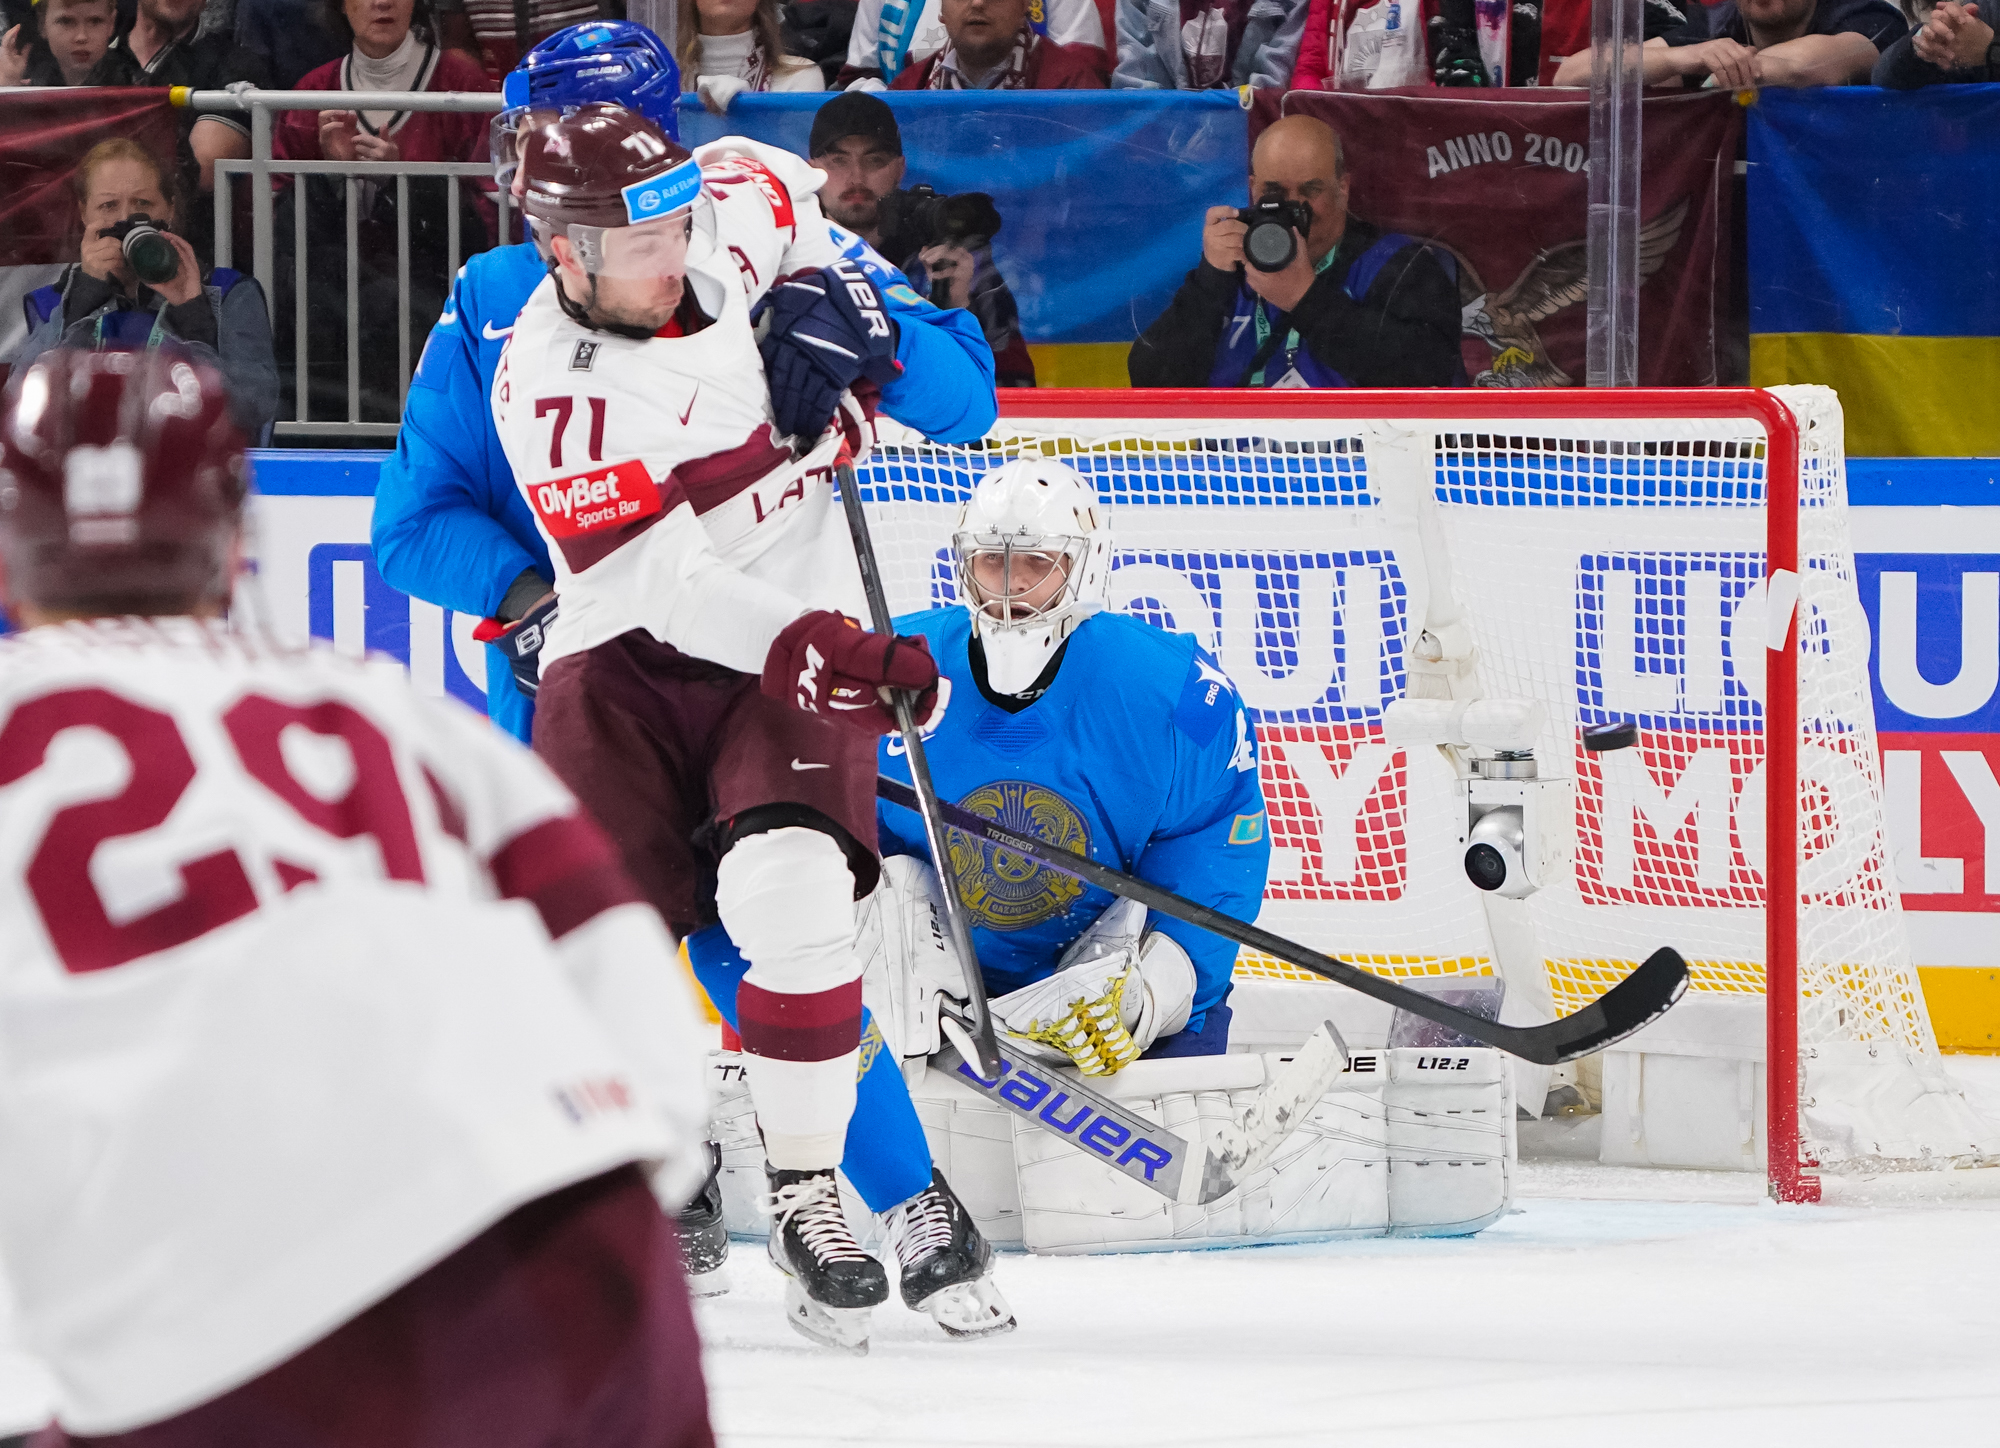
[1443,197,1688,387]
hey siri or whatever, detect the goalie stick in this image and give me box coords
[930,1021,1352,1207]
[836,463,1004,1079]
[879,775,1689,1066]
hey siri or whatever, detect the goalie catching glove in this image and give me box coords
[762,609,944,735]
[751,260,902,448]
[991,899,1196,1076]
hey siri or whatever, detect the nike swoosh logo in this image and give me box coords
[678,384,700,426]
[484,321,513,340]
[790,759,829,771]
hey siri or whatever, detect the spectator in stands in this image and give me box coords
[889,0,1107,85]
[430,0,600,80]
[234,0,348,87]
[782,0,857,85]
[274,0,494,423]
[1554,0,1905,85]
[839,0,1107,86]
[0,0,118,85]
[1129,115,1460,388]
[809,91,1037,384]
[91,0,273,262]
[1113,0,1308,90]
[15,138,278,436]
[1532,0,1692,83]
[678,0,825,110]
[1875,0,1997,82]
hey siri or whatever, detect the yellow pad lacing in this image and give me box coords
[1008,971,1141,1076]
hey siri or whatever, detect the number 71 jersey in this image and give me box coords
[491,144,869,678]
[0,619,706,1436]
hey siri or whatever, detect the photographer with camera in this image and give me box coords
[809,91,1036,384]
[17,139,279,438]
[1129,115,1461,389]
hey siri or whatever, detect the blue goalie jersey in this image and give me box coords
[876,608,1272,1035]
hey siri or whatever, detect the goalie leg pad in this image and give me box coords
[718,828,863,1167]
[1005,1051,1512,1254]
[857,854,970,1065]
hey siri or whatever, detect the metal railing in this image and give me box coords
[188,88,511,442]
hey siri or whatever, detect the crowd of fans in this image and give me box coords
[0,0,1982,430]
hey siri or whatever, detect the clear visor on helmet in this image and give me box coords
[568,211,703,279]
[490,102,539,193]
[953,532,1086,627]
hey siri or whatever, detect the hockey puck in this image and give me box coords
[1582,720,1639,753]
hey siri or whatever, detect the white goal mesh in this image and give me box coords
[855,387,1998,1189]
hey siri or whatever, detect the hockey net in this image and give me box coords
[854,387,1998,1200]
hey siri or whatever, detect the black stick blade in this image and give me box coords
[1512,947,1690,1064]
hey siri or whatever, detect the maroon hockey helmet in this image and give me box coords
[519,102,713,276]
[0,348,248,615]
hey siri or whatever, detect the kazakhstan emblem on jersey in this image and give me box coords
[947,781,1089,931]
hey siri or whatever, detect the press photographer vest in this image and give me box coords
[1206,230,1431,389]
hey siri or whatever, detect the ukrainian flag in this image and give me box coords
[1747,87,2000,456]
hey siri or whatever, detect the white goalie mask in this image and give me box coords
[953,458,1112,695]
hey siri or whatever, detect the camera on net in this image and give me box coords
[889,185,1004,307]
[103,215,180,288]
[1237,198,1313,273]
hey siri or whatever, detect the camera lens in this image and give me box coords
[123,225,180,288]
[1243,219,1296,273]
[1464,842,1508,892]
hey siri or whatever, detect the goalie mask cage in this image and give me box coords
[854,386,1996,1203]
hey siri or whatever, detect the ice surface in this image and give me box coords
[6,1154,1998,1443]
[697,1161,2000,1448]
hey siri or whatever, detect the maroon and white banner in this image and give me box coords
[1267,89,1744,388]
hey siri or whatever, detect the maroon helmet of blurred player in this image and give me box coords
[0,348,247,623]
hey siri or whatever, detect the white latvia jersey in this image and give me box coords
[0,619,709,1435]
[493,137,869,675]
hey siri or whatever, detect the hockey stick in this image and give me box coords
[879,775,1688,1066]
[835,463,1003,1079]
[929,1020,1353,1207]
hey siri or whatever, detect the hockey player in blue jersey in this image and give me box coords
[873,457,1271,1069]
[369,21,997,746]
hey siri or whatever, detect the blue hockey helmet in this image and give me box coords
[492,21,683,192]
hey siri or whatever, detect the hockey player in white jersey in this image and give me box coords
[491,102,967,1351]
[0,349,715,1446]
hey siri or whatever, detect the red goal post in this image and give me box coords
[858,386,1991,1202]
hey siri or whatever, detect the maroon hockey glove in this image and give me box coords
[762,610,941,735]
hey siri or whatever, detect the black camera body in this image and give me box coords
[104,215,180,288]
[890,185,1005,307]
[1238,198,1314,273]
[894,184,1004,250]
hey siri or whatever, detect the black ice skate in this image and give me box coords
[760,1166,888,1355]
[883,1169,1016,1340]
[676,1147,729,1297]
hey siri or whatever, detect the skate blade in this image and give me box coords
[783,1278,873,1355]
[685,1262,730,1299]
[917,1276,1017,1341]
